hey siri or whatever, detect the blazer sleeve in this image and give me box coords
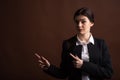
[80,40,113,79]
[43,40,69,79]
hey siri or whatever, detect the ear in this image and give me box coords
[90,22,94,27]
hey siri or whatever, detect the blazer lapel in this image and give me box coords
[69,35,82,58]
[87,43,100,63]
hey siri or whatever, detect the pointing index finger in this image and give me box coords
[70,53,78,60]
[41,56,48,62]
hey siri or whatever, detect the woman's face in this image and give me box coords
[75,15,94,35]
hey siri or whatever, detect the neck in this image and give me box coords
[77,32,91,42]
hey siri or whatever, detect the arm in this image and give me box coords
[43,41,69,79]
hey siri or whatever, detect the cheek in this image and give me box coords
[85,25,91,31]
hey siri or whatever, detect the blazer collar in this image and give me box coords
[76,34,95,46]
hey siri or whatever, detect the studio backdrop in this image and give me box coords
[1,0,120,80]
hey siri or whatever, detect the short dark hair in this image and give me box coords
[74,7,94,23]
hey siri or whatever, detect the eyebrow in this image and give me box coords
[76,18,86,21]
[80,18,86,20]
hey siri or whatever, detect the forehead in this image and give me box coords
[76,15,89,21]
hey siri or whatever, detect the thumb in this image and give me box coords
[41,56,50,67]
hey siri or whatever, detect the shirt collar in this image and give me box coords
[76,34,94,45]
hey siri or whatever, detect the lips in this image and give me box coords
[78,28,83,31]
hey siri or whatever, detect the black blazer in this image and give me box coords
[44,35,113,80]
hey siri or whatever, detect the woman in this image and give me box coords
[35,7,113,80]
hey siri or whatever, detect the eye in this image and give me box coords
[81,20,86,23]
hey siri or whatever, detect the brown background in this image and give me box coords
[0,0,120,80]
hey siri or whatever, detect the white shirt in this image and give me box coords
[76,34,94,80]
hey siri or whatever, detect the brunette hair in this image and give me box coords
[74,7,94,23]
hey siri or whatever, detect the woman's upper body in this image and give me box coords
[35,7,113,80]
[44,35,113,80]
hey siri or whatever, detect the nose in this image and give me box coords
[78,22,82,28]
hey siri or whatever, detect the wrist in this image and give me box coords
[43,64,51,70]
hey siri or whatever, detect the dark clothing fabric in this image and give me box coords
[44,35,113,80]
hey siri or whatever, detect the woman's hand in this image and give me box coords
[35,53,50,70]
[70,53,83,68]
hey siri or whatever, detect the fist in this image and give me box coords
[70,53,83,68]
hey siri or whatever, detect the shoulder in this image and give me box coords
[63,35,77,44]
[94,37,108,48]
[94,37,104,42]
[62,35,77,49]
[94,37,105,43]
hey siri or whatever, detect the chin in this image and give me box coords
[78,32,85,35]
[79,31,84,33]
